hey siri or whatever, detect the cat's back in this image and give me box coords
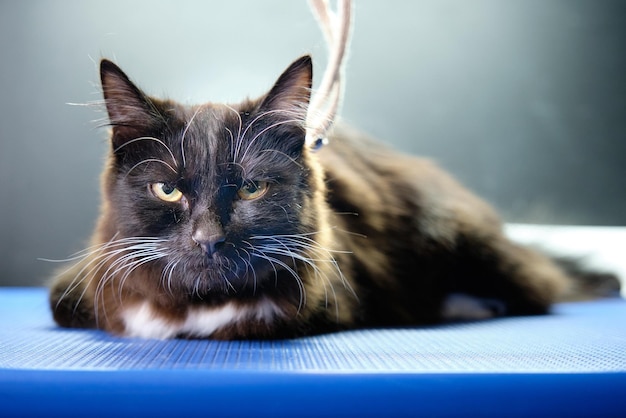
[318,124,468,199]
[317,125,501,243]
[317,124,437,208]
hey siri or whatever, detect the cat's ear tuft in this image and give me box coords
[260,55,313,123]
[100,59,161,144]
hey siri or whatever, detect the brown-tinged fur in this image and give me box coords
[319,126,572,326]
[49,56,617,340]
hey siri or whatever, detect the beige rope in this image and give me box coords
[306,0,353,148]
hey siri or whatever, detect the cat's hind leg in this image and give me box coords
[439,235,571,322]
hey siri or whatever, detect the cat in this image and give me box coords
[49,55,619,339]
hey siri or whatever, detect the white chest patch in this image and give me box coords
[121,298,284,339]
[122,302,179,339]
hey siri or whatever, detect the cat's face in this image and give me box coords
[97,56,327,303]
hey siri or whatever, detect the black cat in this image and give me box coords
[49,56,618,339]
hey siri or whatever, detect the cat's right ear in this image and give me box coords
[259,55,313,124]
[100,59,161,146]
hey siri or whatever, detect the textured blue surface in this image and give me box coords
[1,287,626,417]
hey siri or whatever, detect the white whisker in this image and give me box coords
[48,235,169,327]
[113,136,178,168]
[239,117,304,164]
[246,229,357,320]
[124,158,177,177]
[233,109,303,161]
[161,260,179,297]
[180,106,204,168]
[223,103,243,142]
[250,246,306,313]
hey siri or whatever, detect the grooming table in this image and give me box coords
[2,225,626,417]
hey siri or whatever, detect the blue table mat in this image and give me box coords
[1,287,626,417]
[2,287,625,373]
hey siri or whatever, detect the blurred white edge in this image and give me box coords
[505,224,626,298]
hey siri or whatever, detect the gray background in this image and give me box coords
[1,0,625,286]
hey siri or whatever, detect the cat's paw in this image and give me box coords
[441,293,507,321]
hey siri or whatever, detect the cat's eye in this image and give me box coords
[150,182,184,203]
[238,180,269,200]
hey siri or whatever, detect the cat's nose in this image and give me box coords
[192,230,226,257]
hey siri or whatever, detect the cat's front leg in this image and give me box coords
[49,260,97,329]
[441,293,508,321]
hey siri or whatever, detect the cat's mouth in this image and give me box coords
[165,247,297,296]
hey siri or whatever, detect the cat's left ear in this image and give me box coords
[100,59,163,147]
[260,55,313,125]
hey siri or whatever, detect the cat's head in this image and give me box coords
[95,56,332,306]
